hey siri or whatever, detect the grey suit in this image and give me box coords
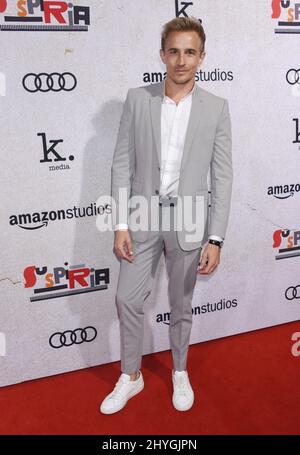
[111,80,233,374]
[111,80,233,251]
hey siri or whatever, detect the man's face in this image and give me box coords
[160,30,205,85]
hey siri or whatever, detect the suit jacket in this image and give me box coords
[111,80,233,251]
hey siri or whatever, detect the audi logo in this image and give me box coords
[49,326,97,349]
[286,69,300,85]
[22,72,77,93]
[285,285,300,301]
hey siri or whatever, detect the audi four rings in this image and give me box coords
[49,326,97,348]
[286,69,300,85]
[22,72,77,92]
[285,285,300,301]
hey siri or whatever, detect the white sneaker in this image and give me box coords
[172,369,194,411]
[100,370,144,414]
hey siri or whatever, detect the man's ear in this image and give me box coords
[160,48,166,64]
[197,52,206,67]
[199,51,206,65]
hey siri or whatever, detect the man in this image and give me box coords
[100,16,233,414]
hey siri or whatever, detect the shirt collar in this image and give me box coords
[163,79,196,104]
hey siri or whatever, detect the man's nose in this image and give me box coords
[177,53,186,66]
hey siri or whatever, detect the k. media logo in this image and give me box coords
[175,0,194,17]
[0,0,90,32]
[271,0,300,34]
[38,132,74,171]
[293,118,300,146]
[24,262,110,302]
[273,228,300,260]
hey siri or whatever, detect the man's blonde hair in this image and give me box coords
[161,16,206,53]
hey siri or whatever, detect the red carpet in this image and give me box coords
[0,321,299,435]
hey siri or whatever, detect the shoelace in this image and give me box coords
[111,377,130,399]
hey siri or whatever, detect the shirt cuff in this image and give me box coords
[114,224,129,231]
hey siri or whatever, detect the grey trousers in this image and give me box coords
[115,203,202,374]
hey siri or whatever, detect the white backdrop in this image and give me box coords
[1,0,300,387]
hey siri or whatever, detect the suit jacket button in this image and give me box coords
[155,189,159,195]
[158,166,160,171]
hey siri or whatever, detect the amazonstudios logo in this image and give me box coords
[0,0,90,32]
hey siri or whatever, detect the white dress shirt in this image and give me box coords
[160,80,194,197]
[114,81,223,243]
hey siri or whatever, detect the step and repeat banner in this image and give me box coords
[0,0,299,387]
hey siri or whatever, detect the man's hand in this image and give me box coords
[197,243,221,274]
[113,229,134,263]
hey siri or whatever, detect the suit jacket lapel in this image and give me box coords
[149,82,163,167]
[149,80,204,170]
[180,85,203,171]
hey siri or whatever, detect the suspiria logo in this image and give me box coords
[273,228,300,260]
[0,1,6,13]
[24,262,109,302]
[0,1,90,32]
[271,0,300,34]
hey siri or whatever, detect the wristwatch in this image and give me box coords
[208,239,223,248]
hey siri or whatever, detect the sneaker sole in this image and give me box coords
[172,383,194,412]
[172,394,194,411]
[100,379,144,415]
